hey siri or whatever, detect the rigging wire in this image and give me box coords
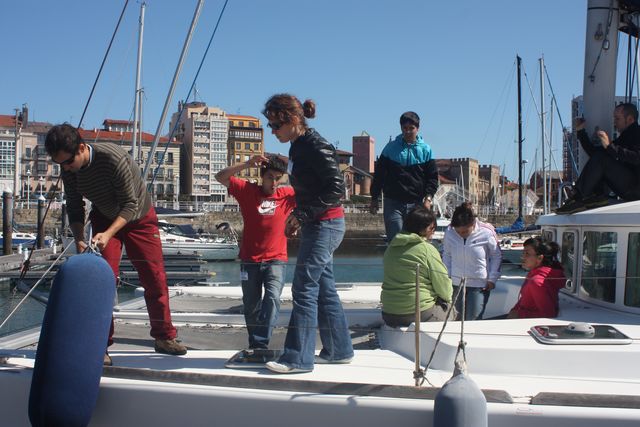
[78,0,131,129]
[151,0,230,186]
[543,65,577,176]
[522,64,562,190]
[4,1,132,329]
[98,18,139,132]
[475,60,516,161]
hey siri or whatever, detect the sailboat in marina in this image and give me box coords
[2,1,640,426]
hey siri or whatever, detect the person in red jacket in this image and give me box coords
[507,237,566,319]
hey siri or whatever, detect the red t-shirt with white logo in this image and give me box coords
[229,176,296,262]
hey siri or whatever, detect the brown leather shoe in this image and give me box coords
[154,338,187,355]
[103,352,113,366]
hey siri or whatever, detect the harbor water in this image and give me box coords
[0,255,383,338]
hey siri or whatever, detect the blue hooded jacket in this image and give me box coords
[370,134,439,203]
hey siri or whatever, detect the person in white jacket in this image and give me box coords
[442,202,502,320]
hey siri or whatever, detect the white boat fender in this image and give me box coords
[28,253,115,427]
[433,351,487,427]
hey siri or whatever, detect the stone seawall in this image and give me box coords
[196,211,538,234]
[8,208,538,243]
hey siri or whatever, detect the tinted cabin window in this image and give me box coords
[625,233,640,307]
[581,231,617,303]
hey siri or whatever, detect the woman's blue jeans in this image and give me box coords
[278,217,354,370]
[454,286,490,320]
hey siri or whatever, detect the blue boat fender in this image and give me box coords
[29,253,116,427]
[433,366,487,427]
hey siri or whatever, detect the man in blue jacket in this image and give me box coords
[369,111,439,242]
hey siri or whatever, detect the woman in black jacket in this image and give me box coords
[262,94,353,373]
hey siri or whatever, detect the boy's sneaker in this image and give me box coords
[103,352,113,366]
[314,355,353,364]
[155,338,188,355]
[265,361,312,374]
[555,197,586,215]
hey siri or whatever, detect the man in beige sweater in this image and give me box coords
[45,123,187,366]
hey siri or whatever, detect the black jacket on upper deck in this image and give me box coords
[288,128,344,223]
[577,121,640,181]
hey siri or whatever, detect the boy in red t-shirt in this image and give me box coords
[216,155,296,349]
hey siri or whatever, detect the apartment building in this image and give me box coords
[169,102,228,202]
[227,114,264,182]
[88,119,181,199]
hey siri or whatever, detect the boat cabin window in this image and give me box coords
[581,231,617,303]
[561,231,576,292]
[625,232,640,308]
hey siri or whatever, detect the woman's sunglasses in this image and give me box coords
[267,122,283,131]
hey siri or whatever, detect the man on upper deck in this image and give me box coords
[556,103,640,214]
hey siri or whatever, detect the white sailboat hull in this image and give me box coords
[2,340,639,427]
[160,240,239,260]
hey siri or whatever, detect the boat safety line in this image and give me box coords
[419,280,465,386]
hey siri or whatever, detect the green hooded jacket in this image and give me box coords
[381,232,453,315]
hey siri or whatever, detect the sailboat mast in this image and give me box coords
[132,2,146,164]
[143,0,204,182]
[539,56,547,214]
[549,96,554,211]
[581,0,619,172]
[517,55,523,219]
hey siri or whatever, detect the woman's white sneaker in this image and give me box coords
[265,361,312,374]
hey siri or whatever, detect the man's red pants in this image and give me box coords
[90,206,177,346]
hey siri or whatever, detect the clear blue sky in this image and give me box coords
[0,1,608,182]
